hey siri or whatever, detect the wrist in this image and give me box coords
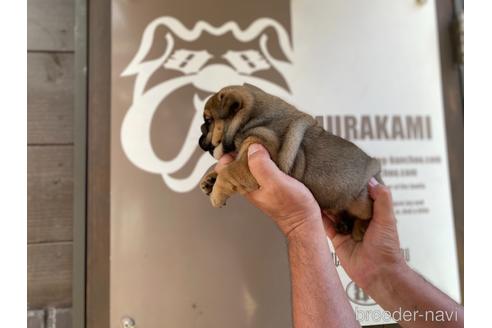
[284,214,325,243]
[365,260,412,302]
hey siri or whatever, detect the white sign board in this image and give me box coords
[289,1,460,324]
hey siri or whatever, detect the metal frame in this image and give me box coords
[80,0,464,326]
[73,0,88,327]
[436,0,464,302]
[85,0,111,327]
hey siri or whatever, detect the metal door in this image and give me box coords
[110,1,461,326]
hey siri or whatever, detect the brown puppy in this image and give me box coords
[198,84,383,241]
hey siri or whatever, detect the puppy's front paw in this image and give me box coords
[209,181,230,208]
[238,179,259,194]
[200,172,217,195]
[210,192,227,208]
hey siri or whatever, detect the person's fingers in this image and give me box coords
[215,153,235,173]
[368,177,396,225]
[247,144,282,186]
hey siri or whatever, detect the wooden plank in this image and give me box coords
[86,0,111,326]
[28,145,73,244]
[28,52,74,145]
[436,0,464,301]
[28,242,73,308]
[27,0,74,51]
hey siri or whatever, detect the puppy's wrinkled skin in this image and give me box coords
[198,84,383,241]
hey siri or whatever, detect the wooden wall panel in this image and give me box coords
[28,146,73,244]
[27,0,75,51]
[27,0,76,315]
[28,53,74,145]
[28,242,73,308]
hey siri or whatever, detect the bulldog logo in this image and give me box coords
[121,16,294,192]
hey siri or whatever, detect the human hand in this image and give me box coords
[322,179,406,291]
[215,144,322,238]
[216,145,362,328]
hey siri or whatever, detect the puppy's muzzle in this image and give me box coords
[199,124,214,155]
[198,122,236,156]
[199,136,214,155]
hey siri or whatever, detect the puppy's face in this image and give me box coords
[198,86,253,159]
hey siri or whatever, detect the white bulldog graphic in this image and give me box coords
[121,16,294,192]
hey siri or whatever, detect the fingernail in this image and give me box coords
[368,177,379,187]
[248,144,262,157]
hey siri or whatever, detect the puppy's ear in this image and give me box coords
[218,90,242,118]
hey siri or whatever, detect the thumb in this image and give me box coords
[368,177,396,225]
[247,144,281,186]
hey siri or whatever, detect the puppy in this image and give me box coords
[198,84,383,241]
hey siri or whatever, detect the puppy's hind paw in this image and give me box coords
[352,219,370,242]
[334,210,355,235]
[200,172,217,195]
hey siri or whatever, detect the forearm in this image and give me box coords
[366,263,463,328]
[287,219,360,328]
